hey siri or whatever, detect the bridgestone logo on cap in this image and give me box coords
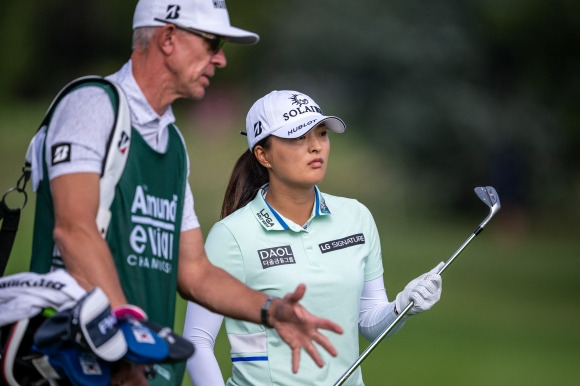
[254,121,263,136]
[165,5,180,19]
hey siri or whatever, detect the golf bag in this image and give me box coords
[0,270,195,386]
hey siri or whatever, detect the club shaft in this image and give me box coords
[334,225,486,386]
[437,229,478,276]
[333,301,414,385]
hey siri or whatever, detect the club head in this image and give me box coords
[474,186,501,227]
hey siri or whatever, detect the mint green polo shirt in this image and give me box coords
[205,185,383,386]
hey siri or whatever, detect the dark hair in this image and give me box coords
[221,137,271,219]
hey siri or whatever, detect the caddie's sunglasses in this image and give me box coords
[154,18,227,54]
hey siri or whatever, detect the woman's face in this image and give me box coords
[260,124,331,190]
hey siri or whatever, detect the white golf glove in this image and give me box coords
[395,261,444,316]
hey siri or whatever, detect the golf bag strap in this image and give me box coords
[34,75,132,237]
[0,202,20,277]
[0,166,30,277]
[0,76,129,276]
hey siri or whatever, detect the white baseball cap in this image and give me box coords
[245,90,346,150]
[133,0,259,44]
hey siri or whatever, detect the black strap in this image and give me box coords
[0,165,30,277]
[0,199,21,276]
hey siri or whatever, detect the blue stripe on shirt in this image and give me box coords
[231,356,269,362]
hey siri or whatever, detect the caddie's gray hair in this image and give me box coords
[132,27,157,50]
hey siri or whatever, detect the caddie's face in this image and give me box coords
[168,28,227,100]
[264,124,331,190]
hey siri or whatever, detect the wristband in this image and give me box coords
[261,296,276,328]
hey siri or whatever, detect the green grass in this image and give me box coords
[2,102,579,385]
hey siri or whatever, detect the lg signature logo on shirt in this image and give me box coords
[319,233,365,254]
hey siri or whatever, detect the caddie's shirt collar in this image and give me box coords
[108,60,176,130]
[250,184,331,232]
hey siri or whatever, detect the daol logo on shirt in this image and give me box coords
[257,245,296,269]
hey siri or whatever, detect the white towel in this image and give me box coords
[0,269,86,326]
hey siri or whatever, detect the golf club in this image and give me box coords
[334,186,501,386]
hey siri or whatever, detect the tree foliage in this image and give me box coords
[1,0,577,213]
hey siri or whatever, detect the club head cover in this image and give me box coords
[142,320,195,363]
[118,319,169,363]
[70,288,127,361]
[38,344,111,386]
[34,288,127,362]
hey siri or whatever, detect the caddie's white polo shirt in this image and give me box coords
[205,185,383,386]
[44,61,199,232]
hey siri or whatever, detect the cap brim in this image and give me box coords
[208,25,259,45]
[153,19,259,45]
[272,116,346,139]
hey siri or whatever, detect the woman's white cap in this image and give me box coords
[133,0,259,44]
[245,90,346,150]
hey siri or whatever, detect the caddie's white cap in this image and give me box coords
[245,90,346,150]
[133,0,259,44]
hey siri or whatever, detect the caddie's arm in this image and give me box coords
[177,228,344,373]
[51,172,128,307]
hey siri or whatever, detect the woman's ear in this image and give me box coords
[253,146,271,168]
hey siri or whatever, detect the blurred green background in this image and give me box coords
[1,1,578,385]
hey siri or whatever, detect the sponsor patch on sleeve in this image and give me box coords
[319,233,365,254]
[51,143,72,165]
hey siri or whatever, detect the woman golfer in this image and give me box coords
[184,90,444,385]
